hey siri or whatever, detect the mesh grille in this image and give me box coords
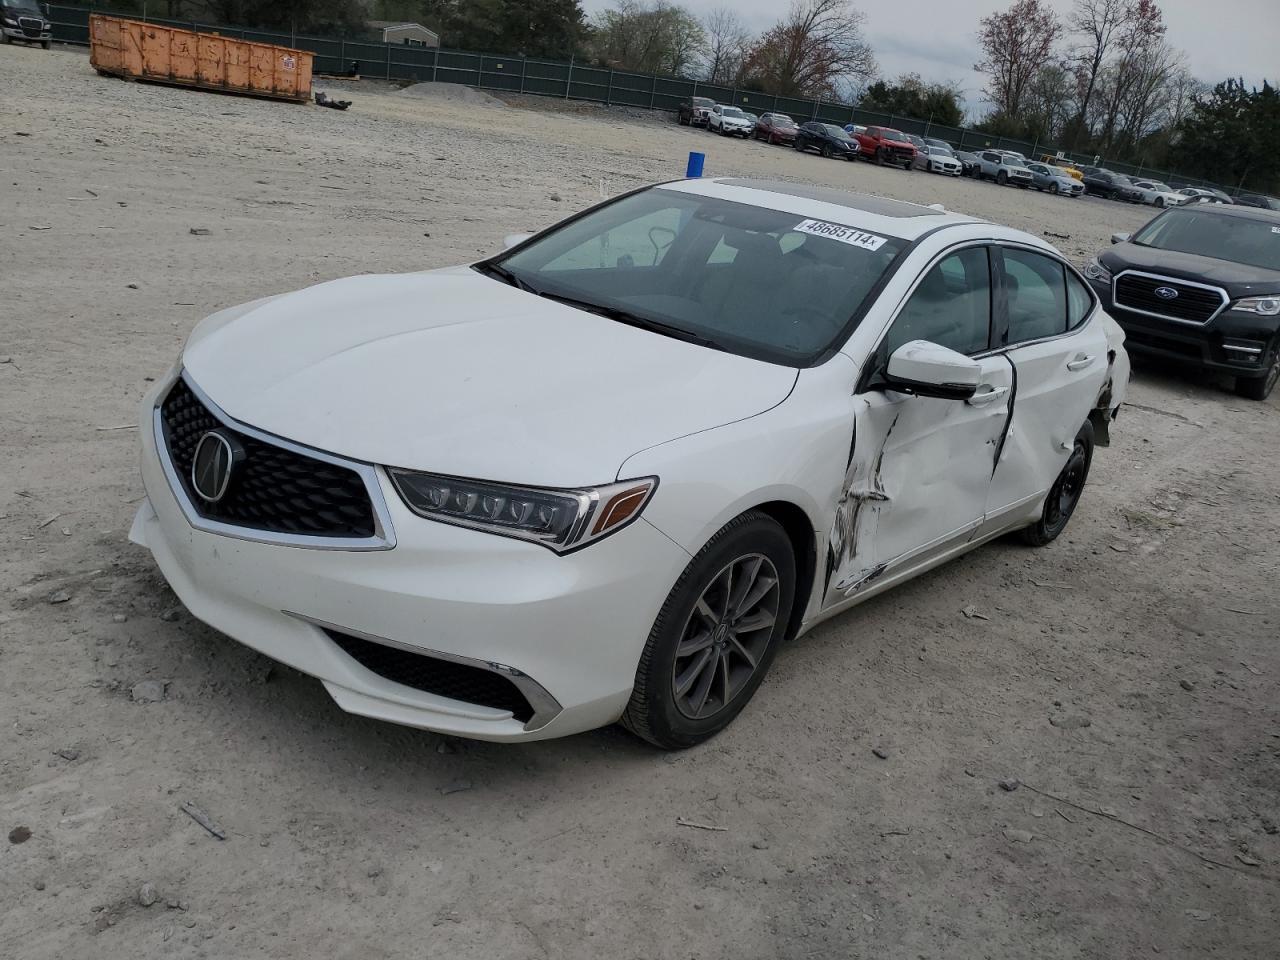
[323,629,534,722]
[1115,274,1225,323]
[160,378,376,539]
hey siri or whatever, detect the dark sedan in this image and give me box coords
[954,150,981,177]
[1085,205,1280,400]
[1235,194,1280,211]
[753,112,798,145]
[793,122,860,160]
[1083,169,1139,200]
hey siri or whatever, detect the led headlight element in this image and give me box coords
[1084,258,1112,283]
[1229,296,1280,316]
[388,470,658,553]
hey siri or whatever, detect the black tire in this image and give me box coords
[678,114,689,126]
[1022,420,1095,546]
[621,512,796,750]
[42,38,52,49]
[997,170,1008,185]
[1154,197,1165,207]
[876,147,888,166]
[1049,182,1059,195]
[1235,341,1279,400]
[820,144,833,158]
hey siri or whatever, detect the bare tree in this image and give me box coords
[1095,0,1165,150]
[1066,0,1133,147]
[974,0,1061,117]
[702,7,751,85]
[590,0,707,76]
[741,0,877,98]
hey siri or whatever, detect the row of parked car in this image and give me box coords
[675,97,1278,210]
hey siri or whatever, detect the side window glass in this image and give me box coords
[542,206,682,271]
[884,247,992,357]
[1003,248,1068,343]
[1065,267,1093,328]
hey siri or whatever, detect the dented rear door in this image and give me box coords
[982,247,1111,530]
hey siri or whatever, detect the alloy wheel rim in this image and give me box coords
[671,554,780,720]
[1046,442,1087,528]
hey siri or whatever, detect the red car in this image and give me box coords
[753,112,799,145]
[853,126,917,169]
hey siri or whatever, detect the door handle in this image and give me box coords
[1066,354,1096,371]
[967,385,1009,406]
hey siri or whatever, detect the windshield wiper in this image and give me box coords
[537,291,725,350]
[476,261,539,295]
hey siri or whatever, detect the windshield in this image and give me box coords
[1145,182,1172,192]
[881,129,908,141]
[771,115,795,126]
[1132,209,1280,271]
[491,188,908,365]
[721,107,745,118]
[821,124,851,139]
[693,98,713,108]
[7,0,42,12]
[928,146,953,156]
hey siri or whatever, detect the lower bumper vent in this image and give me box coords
[323,628,534,722]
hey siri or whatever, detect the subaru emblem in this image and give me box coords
[1154,286,1179,300]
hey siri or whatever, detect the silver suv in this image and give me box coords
[977,151,1033,188]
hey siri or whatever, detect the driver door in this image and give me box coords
[826,245,1012,605]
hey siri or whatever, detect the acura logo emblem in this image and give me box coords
[1154,286,1179,300]
[191,430,243,503]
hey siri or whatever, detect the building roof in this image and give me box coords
[368,21,438,35]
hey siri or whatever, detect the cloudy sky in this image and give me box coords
[582,0,1277,119]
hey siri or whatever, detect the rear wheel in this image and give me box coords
[622,512,796,750]
[1022,420,1094,546]
[1235,342,1279,401]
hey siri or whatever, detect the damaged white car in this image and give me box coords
[131,178,1129,749]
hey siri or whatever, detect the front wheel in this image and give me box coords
[997,171,1008,185]
[1154,197,1165,207]
[1235,342,1279,400]
[621,512,796,749]
[1049,182,1060,195]
[820,144,833,158]
[1022,420,1094,546]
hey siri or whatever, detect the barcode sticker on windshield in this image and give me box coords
[794,219,887,251]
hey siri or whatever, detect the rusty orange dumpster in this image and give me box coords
[90,15,313,103]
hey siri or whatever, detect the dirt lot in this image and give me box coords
[2,46,1278,959]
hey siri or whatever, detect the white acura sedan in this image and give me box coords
[131,178,1129,748]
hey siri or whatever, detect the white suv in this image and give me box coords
[707,104,754,138]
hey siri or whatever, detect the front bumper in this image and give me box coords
[130,373,691,741]
[1088,280,1277,377]
[3,25,50,40]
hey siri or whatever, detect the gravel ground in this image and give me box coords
[2,46,1278,960]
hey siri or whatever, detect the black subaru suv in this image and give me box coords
[1,0,52,48]
[1085,204,1280,400]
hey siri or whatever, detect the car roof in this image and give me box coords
[1173,203,1280,223]
[661,178,986,239]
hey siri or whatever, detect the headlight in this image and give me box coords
[1229,296,1280,316]
[1084,258,1112,283]
[2,17,16,25]
[388,470,657,554]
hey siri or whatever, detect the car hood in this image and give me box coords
[181,268,798,486]
[1100,244,1280,295]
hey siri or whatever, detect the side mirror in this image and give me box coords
[884,340,982,401]
[503,232,533,250]
[1110,232,1130,244]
